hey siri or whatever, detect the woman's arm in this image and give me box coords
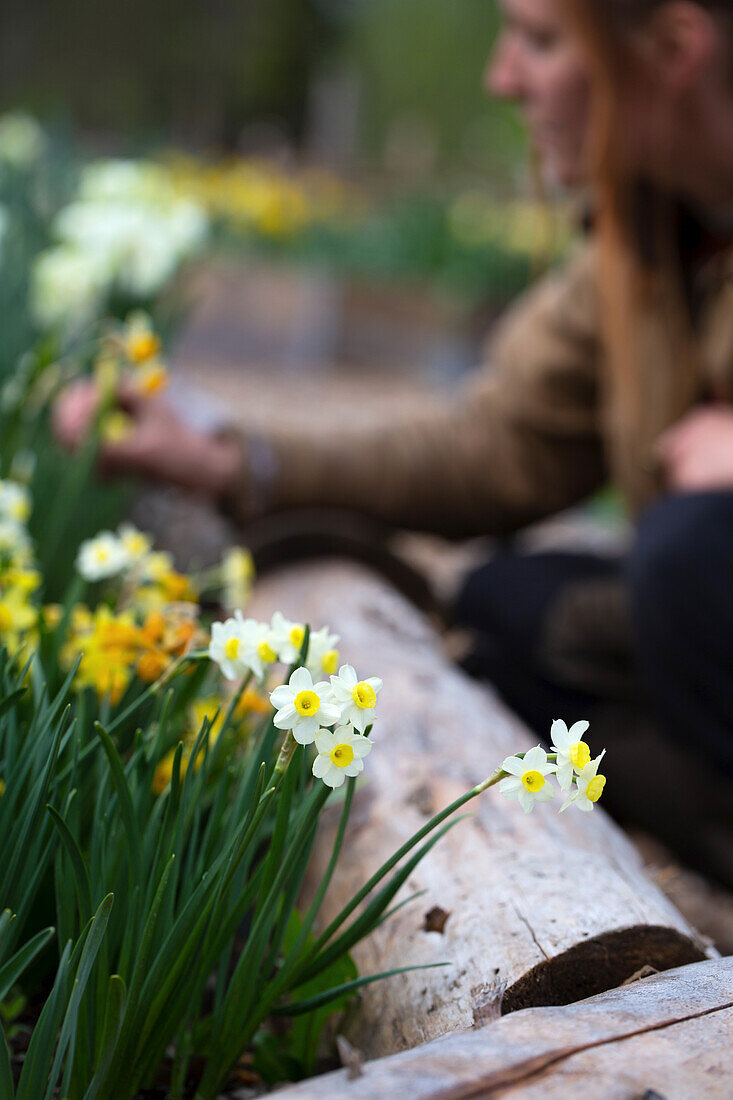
[222,244,608,538]
[54,246,608,539]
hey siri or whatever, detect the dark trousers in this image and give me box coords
[452,491,733,885]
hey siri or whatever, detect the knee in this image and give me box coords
[628,491,731,628]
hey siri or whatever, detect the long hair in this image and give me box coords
[562,0,731,438]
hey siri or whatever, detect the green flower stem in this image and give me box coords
[273,731,297,776]
[473,766,508,794]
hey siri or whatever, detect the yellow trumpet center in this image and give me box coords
[521,769,545,793]
[294,689,320,716]
[570,741,591,770]
[94,546,110,563]
[257,639,277,663]
[352,681,376,709]
[321,648,339,675]
[586,775,606,803]
[129,333,160,363]
[289,625,305,650]
[330,743,354,768]
[224,637,240,661]
[123,534,148,557]
[0,605,12,632]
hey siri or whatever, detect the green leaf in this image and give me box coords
[0,686,27,722]
[51,894,114,1100]
[94,723,142,887]
[0,1027,14,1100]
[274,962,449,1016]
[47,803,93,927]
[0,926,55,1003]
[83,975,126,1100]
[16,940,73,1100]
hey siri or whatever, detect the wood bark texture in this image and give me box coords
[275,957,733,1099]
[249,562,712,1058]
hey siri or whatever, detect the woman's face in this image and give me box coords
[487,0,591,188]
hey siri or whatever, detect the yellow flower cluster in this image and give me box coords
[96,313,170,443]
[60,602,204,705]
[165,155,359,241]
[0,480,40,656]
[63,519,257,715]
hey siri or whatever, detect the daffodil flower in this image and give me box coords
[328,664,382,734]
[118,523,152,564]
[76,531,130,581]
[269,611,307,665]
[0,480,31,524]
[305,624,340,678]
[312,725,372,788]
[550,718,591,790]
[560,751,607,813]
[498,745,557,814]
[270,666,340,745]
[209,611,272,681]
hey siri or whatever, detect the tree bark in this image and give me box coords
[274,957,733,1099]
[249,561,712,1059]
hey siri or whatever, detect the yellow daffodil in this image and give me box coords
[124,312,161,364]
[134,362,168,398]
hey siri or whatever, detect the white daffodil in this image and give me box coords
[270,666,340,745]
[117,523,152,565]
[0,519,30,559]
[560,751,607,813]
[269,610,308,665]
[498,745,557,814]
[306,625,341,678]
[209,611,269,681]
[0,480,31,524]
[328,664,382,734]
[76,532,129,582]
[312,725,372,788]
[550,718,592,791]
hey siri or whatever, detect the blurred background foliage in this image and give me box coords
[0,0,524,181]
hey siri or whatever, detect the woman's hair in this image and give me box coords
[562,0,732,435]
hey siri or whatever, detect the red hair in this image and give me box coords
[562,0,731,430]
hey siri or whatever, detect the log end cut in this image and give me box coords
[500,924,708,1014]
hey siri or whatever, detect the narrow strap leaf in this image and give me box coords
[273,962,449,1016]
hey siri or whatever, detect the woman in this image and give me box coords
[55,1,733,881]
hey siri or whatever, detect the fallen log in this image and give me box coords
[248,561,712,1059]
[274,957,733,1099]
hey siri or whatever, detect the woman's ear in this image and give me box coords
[644,1,718,93]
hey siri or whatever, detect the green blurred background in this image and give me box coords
[0,0,524,182]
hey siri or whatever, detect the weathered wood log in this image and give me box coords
[275,957,733,1099]
[249,562,712,1059]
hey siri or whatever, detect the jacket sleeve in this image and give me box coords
[222,245,608,540]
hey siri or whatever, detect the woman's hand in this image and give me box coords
[53,379,242,497]
[657,406,733,491]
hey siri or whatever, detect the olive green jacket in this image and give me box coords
[223,241,733,538]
